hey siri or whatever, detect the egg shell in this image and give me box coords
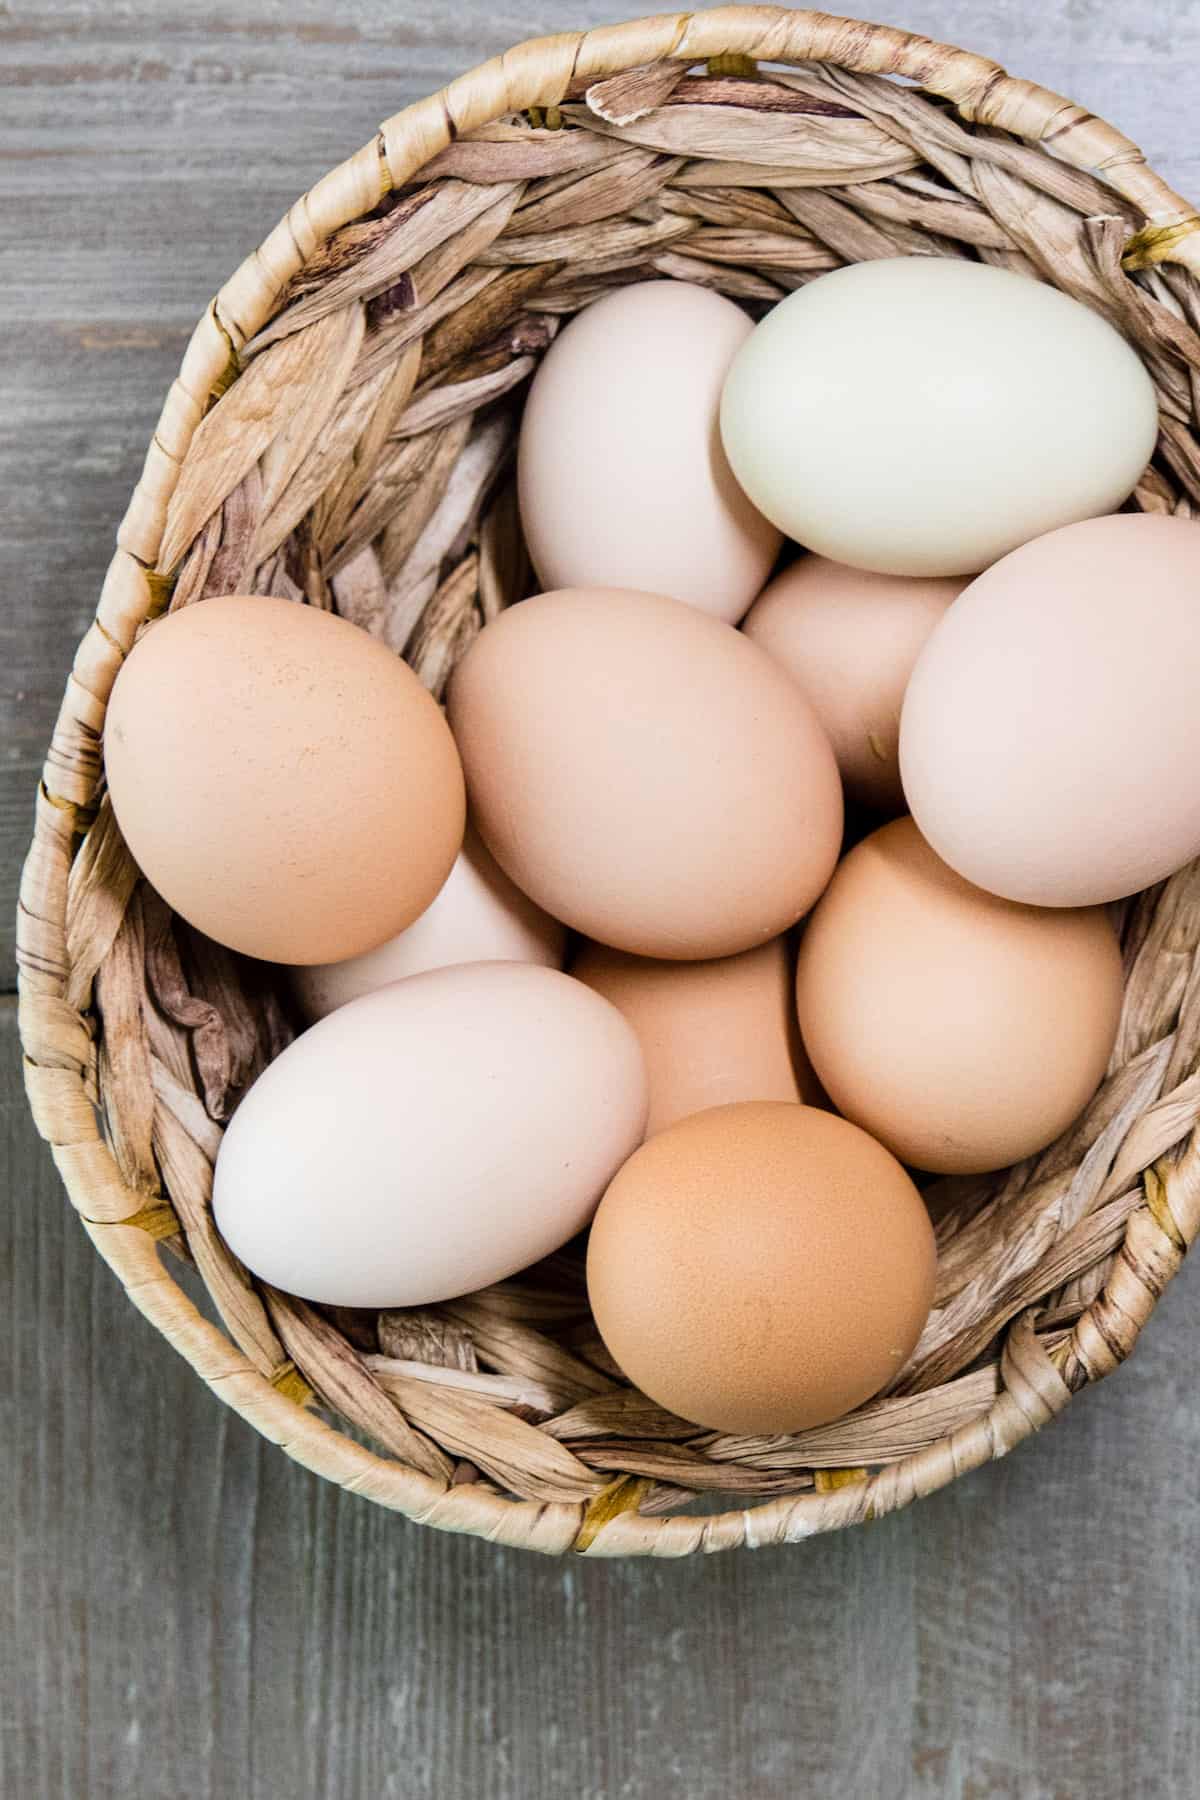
[794,818,1124,1174]
[446,586,843,960]
[291,823,565,1021]
[586,1101,936,1435]
[720,257,1159,576]
[518,280,781,621]
[213,962,648,1308]
[103,594,465,964]
[742,555,966,814]
[571,936,825,1135]
[900,513,1200,907]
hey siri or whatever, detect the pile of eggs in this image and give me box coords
[104,256,1200,1440]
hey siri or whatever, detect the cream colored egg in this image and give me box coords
[900,513,1200,906]
[721,258,1158,576]
[214,963,648,1308]
[291,825,565,1022]
[518,280,781,621]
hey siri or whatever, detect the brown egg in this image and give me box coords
[742,554,966,814]
[446,587,843,959]
[586,1102,936,1434]
[571,936,824,1135]
[795,817,1124,1174]
[104,594,465,964]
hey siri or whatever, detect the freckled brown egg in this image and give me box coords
[571,936,825,1135]
[586,1101,936,1435]
[104,594,465,964]
[446,586,843,960]
[794,817,1124,1174]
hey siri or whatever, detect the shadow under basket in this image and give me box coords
[18,7,1200,1556]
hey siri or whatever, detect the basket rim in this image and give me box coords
[17,4,1200,1556]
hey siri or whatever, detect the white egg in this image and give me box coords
[720,257,1159,577]
[518,280,781,621]
[291,824,565,1022]
[213,963,648,1309]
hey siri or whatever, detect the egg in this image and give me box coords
[900,512,1200,907]
[291,824,564,1022]
[518,280,781,621]
[446,587,843,959]
[794,818,1124,1174]
[571,936,824,1135]
[742,555,966,814]
[214,962,648,1308]
[720,257,1158,577]
[587,1101,936,1434]
[104,594,465,964]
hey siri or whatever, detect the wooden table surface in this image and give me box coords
[4,4,1200,1794]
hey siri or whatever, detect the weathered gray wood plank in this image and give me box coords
[3,0,1199,987]
[4,990,1200,1796]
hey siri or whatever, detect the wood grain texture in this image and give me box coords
[4,5,1200,1794]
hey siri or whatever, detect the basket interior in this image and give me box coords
[39,37,1200,1553]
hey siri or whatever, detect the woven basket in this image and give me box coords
[18,7,1200,1557]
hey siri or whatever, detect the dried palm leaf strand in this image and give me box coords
[251,180,524,350]
[366,1355,559,1417]
[509,147,682,233]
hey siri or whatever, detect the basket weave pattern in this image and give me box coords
[17,7,1200,1555]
